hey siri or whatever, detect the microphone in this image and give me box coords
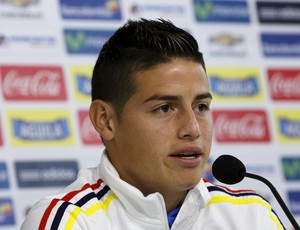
[212,154,300,230]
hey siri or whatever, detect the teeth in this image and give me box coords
[181,152,195,156]
[181,155,196,158]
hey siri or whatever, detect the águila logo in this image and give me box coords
[213,110,270,142]
[268,69,300,101]
[0,65,67,101]
[7,110,74,146]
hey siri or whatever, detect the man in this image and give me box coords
[21,18,284,229]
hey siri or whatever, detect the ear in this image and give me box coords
[89,100,115,141]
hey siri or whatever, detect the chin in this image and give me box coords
[180,177,201,190]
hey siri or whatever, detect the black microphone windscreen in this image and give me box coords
[212,154,246,184]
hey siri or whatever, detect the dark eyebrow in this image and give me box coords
[143,95,180,104]
[143,92,212,104]
[195,92,213,100]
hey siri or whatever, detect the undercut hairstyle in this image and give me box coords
[92,18,206,119]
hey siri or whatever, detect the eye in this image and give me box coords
[154,104,171,113]
[159,104,171,113]
[196,103,209,112]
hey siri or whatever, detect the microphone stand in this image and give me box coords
[242,172,300,230]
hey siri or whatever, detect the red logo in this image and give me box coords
[0,65,67,101]
[268,69,300,101]
[213,110,271,143]
[78,110,103,145]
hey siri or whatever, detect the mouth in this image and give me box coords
[170,152,201,159]
[169,148,204,168]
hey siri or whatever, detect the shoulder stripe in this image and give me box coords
[39,198,61,230]
[51,202,70,230]
[204,179,254,194]
[206,195,284,230]
[208,185,263,199]
[270,212,285,230]
[65,193,117,229]
[49,185,111,230]
[76,193,95,207]
[206,195,270,208]
[206,184,270,213]
[96,184,110,200]
[205,182,285,230]
[38,179,103,230]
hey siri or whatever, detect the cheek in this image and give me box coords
[139,129,168,150]
[201,118,214,138]
[121,120,164,150]
[139,118,172,139]
[204,127,213,139]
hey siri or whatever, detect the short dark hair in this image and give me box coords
[92,18,205,118]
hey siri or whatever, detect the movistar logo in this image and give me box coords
[193,0,250,23]
[282,158,300,180]
[65,32,85,51]
[194,0,213,19]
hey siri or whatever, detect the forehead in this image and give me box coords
[133,59,208,94]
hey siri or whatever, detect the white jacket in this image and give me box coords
[21,152,284,230]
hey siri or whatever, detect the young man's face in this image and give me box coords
[108,58,213,196]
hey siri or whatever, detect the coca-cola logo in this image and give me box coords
[268,69,300,100]
[78,110,102,145]
[1,66,67,101]
[213,110,270,142]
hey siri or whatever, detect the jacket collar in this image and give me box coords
[98,150,212,226]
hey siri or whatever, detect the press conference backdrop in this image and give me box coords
[0,0,299,229]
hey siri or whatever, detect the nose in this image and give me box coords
[178,108,201,140]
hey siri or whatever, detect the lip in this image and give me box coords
[169,147,204,168]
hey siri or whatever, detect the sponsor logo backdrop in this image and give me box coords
[0,0,299,229]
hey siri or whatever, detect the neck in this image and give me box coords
[160,190,188,213]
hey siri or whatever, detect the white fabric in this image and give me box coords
[21,151,284,230]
